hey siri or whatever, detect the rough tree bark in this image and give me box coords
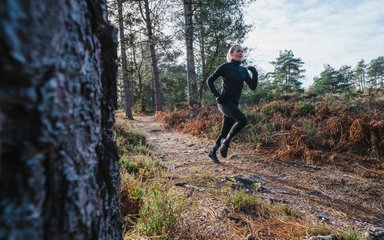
[117,0,134,119]
[183,0,198,106]
[0,0,122,239]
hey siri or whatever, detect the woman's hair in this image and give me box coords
[226,44,242,62]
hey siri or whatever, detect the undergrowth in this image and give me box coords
[114,118,185,239]
[155,91,384,167]
[114,109,376,240]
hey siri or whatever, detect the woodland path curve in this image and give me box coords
[130,114,384,235]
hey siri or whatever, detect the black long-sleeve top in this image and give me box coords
[206,60,258,105]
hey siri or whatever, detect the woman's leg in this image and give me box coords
[218,102,248,157]
[209,116,235,163]
[214,116,235,147]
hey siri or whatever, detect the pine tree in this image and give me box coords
[354,59,366,91]
[199,0,254,102]
[311,64,352,94]
[367,56,384,89]
[269,50,305,94]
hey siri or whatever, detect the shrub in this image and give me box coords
[244,110,262,125]
[128,144,151,156]
[120,155,140,174]
[122,155,163,179]
[300,118,318,140]
[227,190,264,215]
[120,171,143,226]
[294,101,315,117]
[113,120,150,156]
[268,204,302,218]
[133,182,185,238]
[114,122,147,146]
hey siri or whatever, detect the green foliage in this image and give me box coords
[260,105,273,117]
[294,101,315,116]
[252,182,261,190]
[160,64,188,108]
[122,155,162,179]
[121,171,144,202]
[244,111,263,125]
[339,231,369,240]
[206,123,220,140]
[133,182,185,238]
[268,204,302,218]
[243,125,269,147]
[227,177,237,183]
[367,56,384,89]
[237,106,281,147]
[339,231,368,240]
[311,64,352,95]
[129,144,152,156]
[228,190,303,220]
[114,120,151,156]
[114,123,147,146]
[300,118,317,139]
[120,155,140,174]
[117,120,186,239]
[268,50,305,94]
[192,0,254,103]
[227,190,263,214]
[354,59,367,91]
[131,186,143,202]
[259,101,291,118]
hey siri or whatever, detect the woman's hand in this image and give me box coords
[246,66,258,90]
[247,66,257,74]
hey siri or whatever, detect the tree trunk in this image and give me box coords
[184,0,198,106]
[198,0,206,104]
[118,0,134,119]
[141,0,162,111]
[131,37,146,113]
[0,1,122,239]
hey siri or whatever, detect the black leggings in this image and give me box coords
[214,101,248,147]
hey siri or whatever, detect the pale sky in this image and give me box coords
[243,0,384,88]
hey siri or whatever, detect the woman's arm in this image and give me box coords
[206,64,225,97]
[245,66,258,90]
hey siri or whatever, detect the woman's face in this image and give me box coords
[231,46,243,61]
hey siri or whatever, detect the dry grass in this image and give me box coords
[167,187,341,240]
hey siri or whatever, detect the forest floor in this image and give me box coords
[128,114,384,239]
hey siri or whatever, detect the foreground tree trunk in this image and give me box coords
[0,0,122,239]
[183,0,198,106]
[118,0,134,119]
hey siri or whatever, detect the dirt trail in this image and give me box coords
[131,114,384,235]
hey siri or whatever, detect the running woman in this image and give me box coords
[206,45,258,163]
